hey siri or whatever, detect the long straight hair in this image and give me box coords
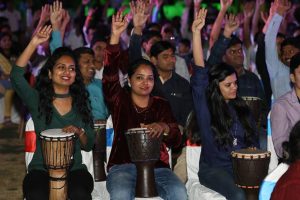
[207,63,257,148]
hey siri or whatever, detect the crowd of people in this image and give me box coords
[1,0,300,199]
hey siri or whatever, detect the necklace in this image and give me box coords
[133,103,149,124]
[232,119,238,146]
[54,93,71,98]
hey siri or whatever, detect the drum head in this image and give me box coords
[126,128,150,134]
[40,129,74,137]
[232,148,271,159]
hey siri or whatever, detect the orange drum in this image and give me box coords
[40,129,76,200]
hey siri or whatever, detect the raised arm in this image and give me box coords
[129,0,149,63]
[11,26,52,110]
[252,0,265,37]
[265,0,291,78]
[243,1,255,49]
[16,26,52,67]
[49,0,63,53]
[209,0,233,49]
[103,11,129,110]
[207,14,240,67]
[192,8,207,67]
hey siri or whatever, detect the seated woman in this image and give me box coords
[10,26,95,200]
[190,9,259,200]
[271,120,300,200]
[102,11,187,200]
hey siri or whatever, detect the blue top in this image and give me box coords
[190,64,259,173]
[86,79,109,120]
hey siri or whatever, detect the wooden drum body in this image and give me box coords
[93,120,107,182]
[40,129,76,200]
[231,149,270,200]
[125,128,162,198]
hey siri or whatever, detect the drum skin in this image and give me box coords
[232,148,270,200]
[125,128,162,198]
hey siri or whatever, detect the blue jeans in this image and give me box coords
[198,163,246,200]
[106,163,187,200]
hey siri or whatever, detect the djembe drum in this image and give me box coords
[40,129,76,200]
[231,148,271,200]
[242,96,263,127]
[93,120,107,181]
[125,128,162,198]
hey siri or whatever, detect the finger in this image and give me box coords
[59,1,63,11]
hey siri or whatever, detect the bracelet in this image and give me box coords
[78,128,85,137]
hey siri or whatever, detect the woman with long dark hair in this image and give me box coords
[10,26,94,200]
[102,11,187,200]
[191,8,259,200]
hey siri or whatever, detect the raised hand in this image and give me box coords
[192,8,207,33]
[31,25,52,47]
[223,14,240,38]
[274,0,291,16]
[61,9,70,29]
[110,11,129,45]
[40,4,50,23]
[130,0,149,31]
[111,11,129,37]
[220,0,233,11]
[243,1,255,20]
[50,0,63,30]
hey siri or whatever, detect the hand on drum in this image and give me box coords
[140,122,169,138]
[62,125,85,137]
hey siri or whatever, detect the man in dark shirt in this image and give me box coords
[149,41,194,183]
[150,41,193,128]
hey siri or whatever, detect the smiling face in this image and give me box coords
[219,73,238,101]
[281,45,300,67]
[78,53,95,84]
[128,64,154,97]
[49,55,76,90]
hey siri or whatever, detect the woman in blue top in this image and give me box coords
[190,9,259,200]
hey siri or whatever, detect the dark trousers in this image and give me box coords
[23,169,94,200]
[198,163,246,200]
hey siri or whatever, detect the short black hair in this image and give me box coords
[290,53,300,74]
[90,35,107,49]
[150,40,175,57]
[73,47,94,61]
[227,35,243,49]
[142,30,162,44]
[281,36,300,52]
[179,38,191,48]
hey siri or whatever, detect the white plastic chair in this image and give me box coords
[185,143,226,200]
